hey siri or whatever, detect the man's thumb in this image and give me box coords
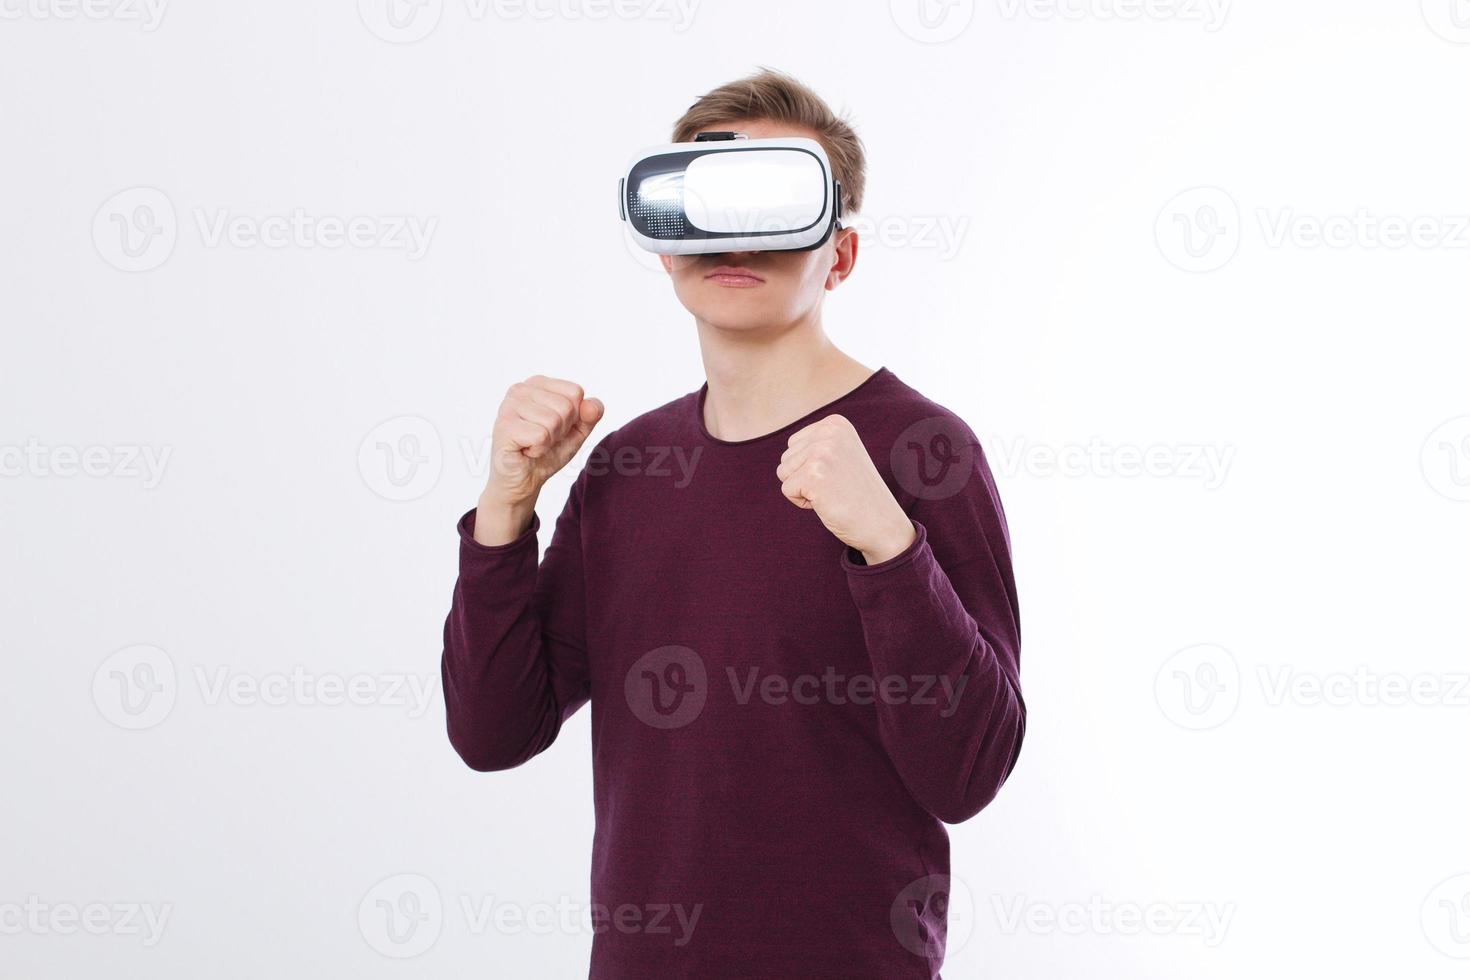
[573,397,605,442]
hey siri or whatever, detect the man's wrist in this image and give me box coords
[858,515,917,566]
[474,492,537,547]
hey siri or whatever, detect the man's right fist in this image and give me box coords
[475,375,603,546]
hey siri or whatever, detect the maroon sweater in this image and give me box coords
[441,367,1025,978]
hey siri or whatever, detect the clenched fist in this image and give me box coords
[776,414,917,565]
[475,375,603,546]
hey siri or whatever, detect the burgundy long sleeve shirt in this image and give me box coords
[441,367,1025,978]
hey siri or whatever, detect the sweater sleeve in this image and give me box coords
[440,469,592,772]
[842,439,1025,824]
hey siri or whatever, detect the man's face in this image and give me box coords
[660,119,857,333]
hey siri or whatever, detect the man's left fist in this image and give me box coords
[777,414,917,565]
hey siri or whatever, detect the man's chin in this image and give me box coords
[697,311,777,334]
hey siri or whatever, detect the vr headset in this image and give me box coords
[619,131,844,255]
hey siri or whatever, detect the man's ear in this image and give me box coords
[826,226,858,290]
[660,255,674,275]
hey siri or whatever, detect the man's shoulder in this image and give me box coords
[846,368,981,448]
[845,369,999,511]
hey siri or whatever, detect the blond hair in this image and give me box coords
[671,67,866,217]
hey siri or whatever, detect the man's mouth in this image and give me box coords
[704,265,766,287]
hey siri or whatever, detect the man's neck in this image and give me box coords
[697,319,875,442]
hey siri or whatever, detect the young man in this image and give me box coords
[441,69,1025,978]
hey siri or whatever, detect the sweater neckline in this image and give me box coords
[693,366,893,447]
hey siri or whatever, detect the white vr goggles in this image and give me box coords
[619,131,844,255]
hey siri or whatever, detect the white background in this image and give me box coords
[3,0,1470,977]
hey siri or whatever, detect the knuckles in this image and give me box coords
[818,413,854,434]
[524,374,584,403]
